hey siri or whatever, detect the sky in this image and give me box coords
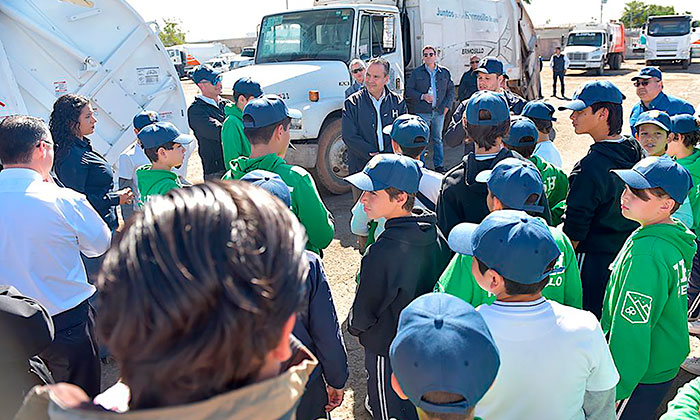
[125,0,700,42]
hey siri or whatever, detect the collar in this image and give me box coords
[599,136,626,143]
[370,91,386,104]
[0,167,43,181]
[492,296,546,308]
[196,95,220,108]
[643,91,669,110]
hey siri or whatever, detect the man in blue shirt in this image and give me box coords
[458,54,480,102]
[629,67,694,135]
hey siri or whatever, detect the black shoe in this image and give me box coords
[551,93,558,98]
[434,166,447,174]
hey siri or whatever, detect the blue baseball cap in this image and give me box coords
[137,122,194,150]
[389,293,500,414]
[242,94,302,129]
[503,117,539,148]
[558,81,625,111]
[475,56,504,75]
[240,170,293,208]
[344,153,422,193]
[233,77,263,98]
[522,101,557,121]
[475,158,544,213]
[383,114,430,148]
[466,91,509,126]
[631,66,662,81]
[448,210,562,284]
[634,110,671,132]
[612,156,693,204]
[191,65,221,84]
[671,114,699,135]
[133,110,159,131]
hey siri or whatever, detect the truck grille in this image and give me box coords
[657,42,678,51]
[567,52,587,61]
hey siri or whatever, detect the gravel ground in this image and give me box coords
[102,60,700,419]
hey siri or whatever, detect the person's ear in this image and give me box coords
[269,315,296,363]
[391,140,402,154]
[660,197,675,213]
[489,269,506,294]
[491,194,505,211]
[391,373,409,400]
[134,128,139,136]
[596,107,609,122]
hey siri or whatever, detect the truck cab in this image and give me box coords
[644,15,698,69]
[564,22,624,75]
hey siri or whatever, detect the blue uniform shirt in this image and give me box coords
[630,91,695,135]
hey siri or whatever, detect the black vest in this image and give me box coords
[552,54,566,72]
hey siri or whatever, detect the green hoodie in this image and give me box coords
[529,154,568,225]
[677,148,700,235]
[435,221,582,309]
[601,221,697,400]
[221,103,250,170]
[136,165,182,207]
[660,377,700,420]
[222,154,334,254]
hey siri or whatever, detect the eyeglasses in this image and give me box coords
[470,60,480,64]
[352,68,364,74]
[423,52,435,57]
[210,77,222,86]
[633,80,654,87]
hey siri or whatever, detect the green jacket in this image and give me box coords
[221,104,250,170]
[677,148,700,235]
[136,165,181,207]
[660,377,700,420]
[435,222,582,309]
[529,154,568,225]
[222,154,334,254]
[601,221,697,400]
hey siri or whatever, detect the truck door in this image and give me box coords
[357,11,404,94]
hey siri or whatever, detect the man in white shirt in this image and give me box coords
[448,210,619,420]
[0,115,111,397]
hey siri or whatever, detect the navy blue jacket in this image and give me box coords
[457,69,478,102]
[292,251,349,389]
[187,96,231,176]
[342,87,407,173]
[629,91,695,135]
[405,64,455,114]
[54,137,119,230]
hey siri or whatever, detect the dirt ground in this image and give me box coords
[102,60,700,419]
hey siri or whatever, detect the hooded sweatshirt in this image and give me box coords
[677,148,700,235]
[601,221,697,400]
[221,103,250,170]
[563,137,644,254]
[529,154,569,225]
[136,165,181,207]
[222,154,334,254]
[660,377,700,420]
[348,208,452,356]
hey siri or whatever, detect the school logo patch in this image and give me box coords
[621,291,653,324]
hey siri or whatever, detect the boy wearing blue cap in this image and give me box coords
[135,122,194,206]
[560,80,644,318]
[118,111,159,219]
[221,77,263,168]
[450,210,619,420]
[630,67,695,136]
[521,100,563,168]
[634,109,672,157]
[222,94,334,255]
[603,157,696,419]
[436,158,582,309]
[345,154,452,420]
[389,293,500,420]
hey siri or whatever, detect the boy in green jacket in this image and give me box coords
[221,77,263,169]
[660,377,700,420]
[604,156,696,419]
[435,157,582,308]
[136,122,193,206]
[222,95,334,255]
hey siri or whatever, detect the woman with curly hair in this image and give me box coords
[50,94,133,231]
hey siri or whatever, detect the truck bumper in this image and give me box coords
[568,61,602,69]
[286,142,318,169]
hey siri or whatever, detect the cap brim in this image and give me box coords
[174,133,195,145]
[475,170,492,183]
[611,169,652,190]
[447,223,479,255]
[474,68,491,74]
[344,172,375,191]
[382,125,393,135]
[634,120,670,131]
[287,108,302,119]
[558,100,587,111]
[631,75,653,80]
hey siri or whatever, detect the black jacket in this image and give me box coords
[54,137,119,230]
[458,69,478,102]
[187,96,231,176]
[404,64,455,114]
[342,87,407,173]
[348,208,452,356]
[292,252,349,390]
[563,137,644,254]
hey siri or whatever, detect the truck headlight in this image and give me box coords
[290,118,302,130]
[591,54,601,60]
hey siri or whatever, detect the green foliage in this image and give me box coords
[158,18,186,47]
[620,1,676,28]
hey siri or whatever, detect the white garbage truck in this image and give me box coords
[0,0,191,174]
[643,14,698,69]
[220,0,540,194]
[564,22,625,75]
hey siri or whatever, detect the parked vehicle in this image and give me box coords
[643,15,698,69]
[168,42,231,77]
[564,22,625,75]
[167,47,188,78]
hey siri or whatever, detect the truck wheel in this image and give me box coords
[681,59,690,69]
[595,62,604,76]
[611,54,621,70]
[316,119,350,195]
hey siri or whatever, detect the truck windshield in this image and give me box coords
[648,18,691,37]
[567,32,603,47]
[257,9,354,63]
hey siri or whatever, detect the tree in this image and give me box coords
[158,18,186,47]
[620,1,676,28]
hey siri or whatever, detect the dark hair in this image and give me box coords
[233,91,255,104]
[466,114,510,149]
[244,117,291,146]
[420,391,475,420]
[96,181,308,409]
[144,141,176,163]
[399,143,427,160]
[493,188,542,216]
[386,186,415,211]
[527,116,553,135]
[0,115,51,164]
[590,102,623,136]
[678,131,700,149]
[422,45,437,54]
[476,257,554,295]
[629,186,681,213]
[49,94,90,160]
[503,138,537,158]
[368,57,390,76]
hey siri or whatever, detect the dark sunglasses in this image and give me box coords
[352,68,364,74]
[633,80,653,87]
[470,60,480,64]
[423,52,435,57]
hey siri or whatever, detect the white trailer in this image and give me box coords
[220,0,539,193]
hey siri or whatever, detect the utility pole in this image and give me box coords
[600,0,607,23]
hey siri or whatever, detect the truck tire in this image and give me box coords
[682,59,690,69]
[610,54,621,70]
[316,119,350,195]
[595,62,604,76]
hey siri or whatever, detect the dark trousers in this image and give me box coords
[296,373,331,420]
[364,348,418,420]
[577,252,616,319]
[688,241,700,320]
[553,71,565,96]
[616,380,674,420]
[39,300,101,398]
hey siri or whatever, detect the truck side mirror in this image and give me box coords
[609,34,613,42]
[692,20,699,28]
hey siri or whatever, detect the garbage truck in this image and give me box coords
[220,0,540,194]
[563,21,625,75]
[643,14,698,69]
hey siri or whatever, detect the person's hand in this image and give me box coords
[444,107,450,115]
[325,386,344,412]
[422,93,434,103]
[369,152,379,157]
[118,188,134,205]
